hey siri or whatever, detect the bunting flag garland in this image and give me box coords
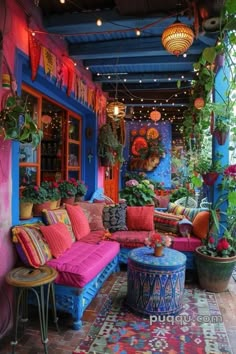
[28,33,41,81]
[66,65,74,96]
[87,87,95,109]
[42,47,56,77]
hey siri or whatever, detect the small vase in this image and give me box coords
[154,246,163,257]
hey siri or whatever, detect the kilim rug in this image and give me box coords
[73,273,232,354]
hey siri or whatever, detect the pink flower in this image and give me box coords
[33,186,39,191]
[224,165,236,177]
[216,238,230,252]
[209,236,215,244]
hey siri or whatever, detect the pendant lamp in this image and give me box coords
[150,110,161,122]
[162,19,194,56]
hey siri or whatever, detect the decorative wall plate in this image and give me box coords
[147,127,159,139]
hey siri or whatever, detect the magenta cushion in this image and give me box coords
[66,204,91,240]
[40,223,73,258]
[126,205,154,231]
[171,236,201,252]
[46,240,120,287]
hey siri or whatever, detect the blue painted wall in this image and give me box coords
[121,120,172,188]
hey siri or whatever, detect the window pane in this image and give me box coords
[68,143,79,166]
[69,117,80,141]
[20,143,37,163]
[68,171,79,179]
[20,166,37,186]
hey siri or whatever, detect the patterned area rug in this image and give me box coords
[73,273,232,354]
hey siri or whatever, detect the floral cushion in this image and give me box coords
[103,203,127,233]
[77,202,105,231]
[12,224,52,268]
[41,208,76,242]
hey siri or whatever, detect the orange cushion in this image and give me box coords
[192,211,210,239]
[40,223,72,258]
[126,205,154,231]
[66,204,91,240]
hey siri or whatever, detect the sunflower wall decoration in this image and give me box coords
[129,126,165,171]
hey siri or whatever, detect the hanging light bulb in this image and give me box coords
[96,18,103,26]
[106,100,126,121]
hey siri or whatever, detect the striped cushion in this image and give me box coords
[167,203,207,221]
[12,224,52,268]
[66,204,91,240]
[40,223,73,258]
[41,208,76,242]
[154,211,184,234]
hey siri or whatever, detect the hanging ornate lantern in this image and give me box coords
[162,20,194,56]
[106,100,126,121]
[150,110,161,122]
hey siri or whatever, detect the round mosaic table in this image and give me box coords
[127,247,186,316]
[6,266,59,354]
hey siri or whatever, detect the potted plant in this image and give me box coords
[195,164,236,292]
[194,155,223,186]
[97,123,124,166]
[69,178,88,202]
[144,232,172,257]
[0,95,43,148]
[119,179,155,206]
[41,180,61,209]
[58,179,77,205]
[21,184,50,216]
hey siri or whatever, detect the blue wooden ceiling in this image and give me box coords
[38,0,222,139]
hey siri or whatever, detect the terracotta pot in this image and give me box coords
[33,201,51,216]
[154,246,164,257]
[75,195,84,203]
[61,197,75,205]
[213,129,229,145]
[20,201,33,219]
[195,247,236,292]
[202,172,219,186]
[49,200,58,210]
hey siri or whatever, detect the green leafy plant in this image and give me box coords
[97,123,124,166]
[0,95,43,148]
[58,179,77,198]
[119,179,155,206]
[69,178,88,197]
[169,187,193,202]
[21,184,49,204]
[41,181,61,201]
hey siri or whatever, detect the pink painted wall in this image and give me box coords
[0,0,106,337]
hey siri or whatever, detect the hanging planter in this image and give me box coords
[213,129,229,145]
[202,172,219,186]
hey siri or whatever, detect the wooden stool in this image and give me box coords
[6,265,59,354]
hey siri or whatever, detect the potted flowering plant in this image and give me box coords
[195,164,236,292]
[58,179,77,204]
[69,178,88,201]
[20,184,51,217]
[119,179,155,206]
[144,232,172,257]
[41,181,61,209]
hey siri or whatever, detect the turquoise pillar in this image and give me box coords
[212,63,230,234]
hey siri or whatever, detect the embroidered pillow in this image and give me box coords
[77,202,105,231]
[127,205,154,231]
[66,204,91,240]
[41,208,76,242]
[12,224,52,268]
[154,211,184,234]
[103,203,127,232]
[40,223,73,258]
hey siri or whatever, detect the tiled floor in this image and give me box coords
[0,268,236,354]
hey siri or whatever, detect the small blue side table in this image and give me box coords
[127,247,186,316]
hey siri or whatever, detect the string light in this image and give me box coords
[96,18,102,26]
[60,0,65,3]
[135,29,141,36]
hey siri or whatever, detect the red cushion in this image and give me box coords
[40,223,73,258]
[126,205,154,231]
[66,204,91,240]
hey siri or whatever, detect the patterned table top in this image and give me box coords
[6,266,58,288]
[128,247,186,268]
